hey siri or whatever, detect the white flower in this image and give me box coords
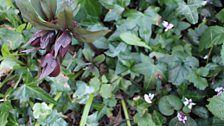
[162,21,174,32]
[183,98,196,109]
[133,96,141,101]
[203,55,208,59]
[215,87,224,96]
[202,0,207,6]
[144,93,155,104]
[177,112,187,124]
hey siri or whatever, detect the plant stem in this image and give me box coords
[121,99,131,126]
[206,46,213,64]
[49,92,63,109]
[79,93,94,126]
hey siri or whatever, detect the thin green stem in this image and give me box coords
[206,46,213,64]
[49,92,63,109]
[79,93,94,126]
[121,99,131,126]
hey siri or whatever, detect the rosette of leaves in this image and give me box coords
[15,0,109,79]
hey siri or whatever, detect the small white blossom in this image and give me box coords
[144,93,155,104]
[203,55,208,59]
[177,112,187,124]
[202,0,207,6]
[183,98,196,109]
[162,21,174,32]
[215,87,224,96]
[133,96,141,101]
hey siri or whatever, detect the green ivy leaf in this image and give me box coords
[120,32,151,50]
[104,5,124,21]
[0,28,24,50]
[73,81,95,104]
[132,54,166,89]
[33,102,52,119]
[216,9,224,23]
[177,0,206,24]
[161,55,199,85]
[13,83,56,104]
[199,26,224,51]
[47,74,71,94]
[187,72,208,90]
[38,110,68,126]
[99,84,113,99]
[207,93,224,120]
[158,95,183,116]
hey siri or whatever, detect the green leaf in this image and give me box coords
[158,95,183,116]
[78,0,102,18]
[73,81,94,104]
[38,110,68,126]
[1,44,10,57]
[161,55,199,85]
[86,112,99,126]
[6,113,19,126]
[30,0,47,20]
[99,84,113,99]
[120,32,151,50]
[104,5,124,21]
[207,93,224,120]
[13,83,56,104]
[199,26,224,51]
[192,106,209,119]
[0,28,24,50]
[0,58,17,70]
[134,113,156,126]
[47,74,71,94]
[187,72,208,90]
[152,110,166,126]
[56,1,74,30]
[0,101,12,126]
[73,28,110,42]
[15,0,58,30]
[216,9,224,23]
[39,0,56,20]
[33,102,52,119]
[93,54,105,64]
[132,54,166,89]
[177,0,206,24]
[169,116,197,126]
[212,117,224,126]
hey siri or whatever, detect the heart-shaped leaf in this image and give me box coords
[158,95,183,116]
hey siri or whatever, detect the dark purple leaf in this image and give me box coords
[30,38,40,47]
[40,31,55,49]
[27,30,47,45]
[54,30,71,57]
[39,53,60,79]
[21,48,40,53]
[59,45,69,58]
[49,62,60,77]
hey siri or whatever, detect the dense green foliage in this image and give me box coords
[1,0,224,125]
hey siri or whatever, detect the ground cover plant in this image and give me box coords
[1,0,224,125]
